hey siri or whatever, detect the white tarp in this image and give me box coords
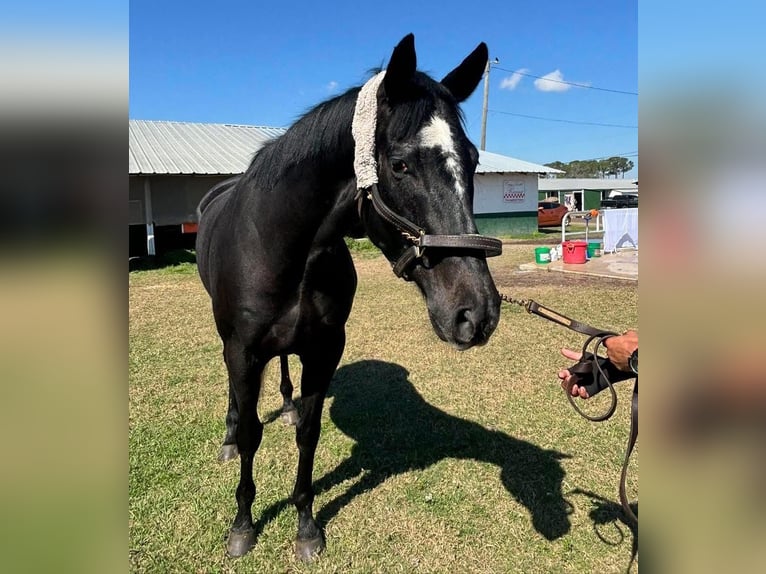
[603,208,638,252]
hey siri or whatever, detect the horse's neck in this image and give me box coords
[239,105,360,249]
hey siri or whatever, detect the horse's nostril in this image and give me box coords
[453,306,495,347]
[455,308,477,344]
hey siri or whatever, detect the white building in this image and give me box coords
[129,120,561,255]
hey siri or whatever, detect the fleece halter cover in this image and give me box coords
[351,71,386,189]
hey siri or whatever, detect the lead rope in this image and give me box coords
[499,292,638,525]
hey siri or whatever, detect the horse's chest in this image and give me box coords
[298,287,353,332]
[259,288,351,355]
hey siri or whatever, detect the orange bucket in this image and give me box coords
[562,240,587,264]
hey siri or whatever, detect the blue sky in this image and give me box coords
[130,0,637,176]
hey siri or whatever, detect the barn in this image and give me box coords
[538,178,638,211]
[129,120,561,256]
[472,150,563,236]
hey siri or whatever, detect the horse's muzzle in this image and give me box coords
[451,303,499,349]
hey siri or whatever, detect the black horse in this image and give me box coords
[196,34,501,561]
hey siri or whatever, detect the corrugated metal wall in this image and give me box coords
[130,175,230,226]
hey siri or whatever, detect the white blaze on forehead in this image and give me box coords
[418,115,464,197]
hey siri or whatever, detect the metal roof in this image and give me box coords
[129,119,560,176]
[476,150,562,175]
[538,178,638,191]
[129,120,287,175]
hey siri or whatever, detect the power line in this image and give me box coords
[495,66,637,96]
[589,151,638,160]
[552,152,638,163]
[488,108,638,129]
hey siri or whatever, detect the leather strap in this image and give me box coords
[366,183,423,240]
[359,184,502,278]
[509,296,638,526]
[620,380,638,525]
[392,246,420,278]
[526,301,614,338]
[420,234,503,254]
[566,335,638,526]
[567,338,638,526]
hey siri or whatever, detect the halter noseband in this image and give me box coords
[356,183,502,278]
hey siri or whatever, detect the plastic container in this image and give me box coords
[535,246,551,264]
[562,240,587,264]
[587,241,602,258]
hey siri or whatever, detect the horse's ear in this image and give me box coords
[384,33,417,100]
[441,42,488,103]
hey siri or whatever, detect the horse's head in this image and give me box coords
[358,34,500,350]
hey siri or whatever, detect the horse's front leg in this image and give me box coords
[222,336,266,558]
[292,330,345,561]
[279,354,299,426]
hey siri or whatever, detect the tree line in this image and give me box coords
[544,156,634,178]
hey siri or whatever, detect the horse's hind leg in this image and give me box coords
[279,355,299,426]
[218,384,239,461]
[219,354,296,460]
[222,336,266,558]
[292,331,345,561]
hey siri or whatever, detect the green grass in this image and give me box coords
[130,249,199,276]
[344,237,382,258]
[496,231,551,241]
[129,245,638,573]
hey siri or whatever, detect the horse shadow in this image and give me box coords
[305,359,574,541]
[252,360,573,543]
[571,488,638,571]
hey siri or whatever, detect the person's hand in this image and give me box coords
[558,348,591,399]
[604,330,638,372]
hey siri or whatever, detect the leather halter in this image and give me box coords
[356,183,503,278]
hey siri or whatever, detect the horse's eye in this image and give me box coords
[391,160,408,174]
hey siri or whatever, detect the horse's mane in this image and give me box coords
[241,71,464,192]
[242,88,360,190]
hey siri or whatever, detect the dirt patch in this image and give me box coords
[495,267,635,289]
[490,257,636,290]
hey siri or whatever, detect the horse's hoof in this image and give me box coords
[218,444,239,462]
[227,528,255,557]
[281,408,299,426]
[294,534,325,562]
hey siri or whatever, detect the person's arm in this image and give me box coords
[604,330,638,373]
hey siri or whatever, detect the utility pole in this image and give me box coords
[480,57,499,151]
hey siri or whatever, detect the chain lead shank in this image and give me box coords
[498,291,529,310]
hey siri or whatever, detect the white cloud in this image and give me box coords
[534,70,571,92]
[326,80,339,92]
[499,68,528,91]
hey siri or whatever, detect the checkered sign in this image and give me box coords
[503,181,525,202]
